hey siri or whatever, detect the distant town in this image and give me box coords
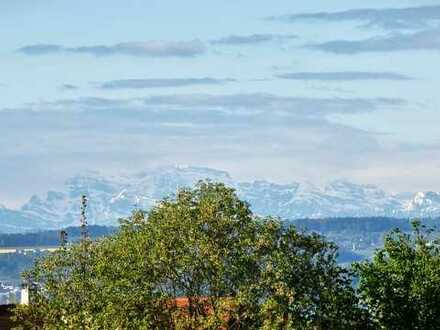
[0,281,20,305]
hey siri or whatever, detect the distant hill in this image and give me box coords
[0,226,117,248]
[291,217,440,264]
[0,217,438,285]
[3,218,436,249]
[1,166,440,233]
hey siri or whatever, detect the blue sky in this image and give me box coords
[1,0,440,207]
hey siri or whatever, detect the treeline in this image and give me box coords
[292,216,440,233]
[0,226,117,248]
[4,217,438,249]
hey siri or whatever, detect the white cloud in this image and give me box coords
[19,40,206,58]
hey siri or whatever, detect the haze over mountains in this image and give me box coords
[1,166,439,233]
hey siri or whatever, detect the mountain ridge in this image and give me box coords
[1,166,439,233]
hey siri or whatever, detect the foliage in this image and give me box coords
[14,181,369,329]
[355,220,440,330]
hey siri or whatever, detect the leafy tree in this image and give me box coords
[355,220,440,330]
[14,181,368,329]
[247,220,371,329]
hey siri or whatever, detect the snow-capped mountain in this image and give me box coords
[1,166,439,233]
[404,192,440,218]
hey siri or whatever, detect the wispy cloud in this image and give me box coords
[0,93,412,198]
[18,40,206,58]
[210,34,297,45]
[2,94,405,158]
[276,71,413,81]
[308,28,440,54]
[19,44,63,55]
[269,5,440,30]
[98,78,236,90]
[59,84,79,91]
[13,94,405,122]
[140,93,405,118]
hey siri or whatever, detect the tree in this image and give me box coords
[355,220,440,330]
[14,181,368,329]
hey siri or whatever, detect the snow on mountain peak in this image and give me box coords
[1,166,439,232]
[405,192,440,215]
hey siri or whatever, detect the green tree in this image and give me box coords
[355,220,440,330]
[14,181,368,329]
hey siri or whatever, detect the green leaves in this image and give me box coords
[15,181,368,329]
[355,221,440,330]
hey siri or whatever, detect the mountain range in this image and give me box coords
[1,166,439,233]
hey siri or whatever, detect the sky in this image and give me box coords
[1,0,440,207]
